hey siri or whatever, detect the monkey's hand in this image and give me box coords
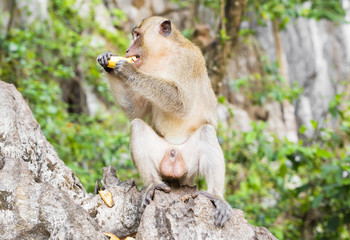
[97,51,113,72]
[114,59,136,79]
[141,183,171,211]
[192,191,233,227]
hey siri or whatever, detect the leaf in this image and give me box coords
[344,213,350,224]
[311,120,318,130]
[279,162,287,178]
[299,125,307,134]
[316,148,332,158]
[321,164,339,176]
[326,216,340,231]
[312,194,323,208]
[249,173,261,189]
[218,95,226,104]
[295,184,311,195]
[245,131,257,144]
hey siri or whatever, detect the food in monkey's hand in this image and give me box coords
[107,56,137,68]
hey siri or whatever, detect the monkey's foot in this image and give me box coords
[192,191,233,227]
[141,183,171,210]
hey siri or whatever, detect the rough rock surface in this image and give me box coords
[0,156,103,239]
[137,186,277,240]
[0,80,277,239]
[0,81,143,239]
[0,81,88,203]
[81,166,144,238]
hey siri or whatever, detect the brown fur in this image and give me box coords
[107,16,217,144]
[97,17,232,226]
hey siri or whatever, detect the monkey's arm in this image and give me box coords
[107,74,151,119]
[115,61,186,115]
[130,118,172,209]
[97,52,150,119]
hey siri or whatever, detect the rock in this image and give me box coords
[0,80,277,239]
[1,0,48,34]
[0,81,143,239]
[0,156,104,239]
[137,186,277,240]
[81,166,144,238]
[0,81,88,203]
[254,18,350,138]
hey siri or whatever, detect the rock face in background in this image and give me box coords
[0,80,277,239]
[0,0,48,36]
[253,17,350,139]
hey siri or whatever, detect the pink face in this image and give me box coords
[125,29,143,68]
[124,18,173,69]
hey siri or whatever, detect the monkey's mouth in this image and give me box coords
[130,55,141,66]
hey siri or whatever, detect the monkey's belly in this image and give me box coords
[159,149,186,179]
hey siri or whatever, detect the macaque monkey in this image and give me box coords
[97,16,232,227]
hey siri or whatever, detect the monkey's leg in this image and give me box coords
[181,124,225,196]
[181,124,232,227]
[130,118,171,210]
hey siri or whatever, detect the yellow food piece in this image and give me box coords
[99,189,115,208]
[107,56,134,68]
[103,232,120,240]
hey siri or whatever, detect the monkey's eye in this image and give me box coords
[133,32,140,40]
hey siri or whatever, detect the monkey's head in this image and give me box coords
[125,16,183,71]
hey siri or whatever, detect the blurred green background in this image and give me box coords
[1,0,350,239]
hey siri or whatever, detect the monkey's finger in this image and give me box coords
[150,189,155,199]
[191,190,207,199]
[105,52,112,65]
[98,55,107,67]
[146,188,155,201]
[217,203,233,227]
[97,55,103,65]
[215,208,224,226]
[103,54,109,66]
[218,209,227,227]
[155,183,171,193]
[219,210,231,228]
[106,51,112,60]
[141,191,153,210]
[141,198,149,210]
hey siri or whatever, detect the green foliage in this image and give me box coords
[0,0,136,192]
[229,58,303,105]
[219,90,350,239]
[248,0,346,28]
[309,0,347,22]
[1,1,349,239]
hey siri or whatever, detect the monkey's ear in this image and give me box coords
[159,20,172,37]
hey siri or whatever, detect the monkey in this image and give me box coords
[97,16,232,227]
